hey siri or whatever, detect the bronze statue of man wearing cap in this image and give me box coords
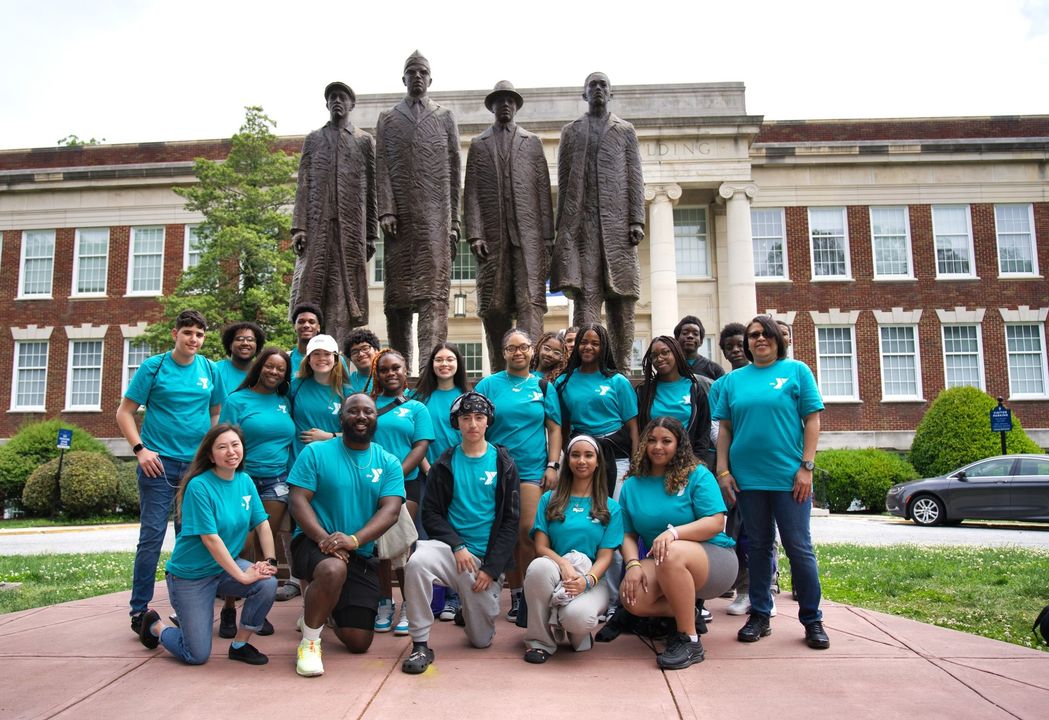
[376,51,461,370]
[290,81,378,349]
[464,81,553,370]
[551,72,644,372]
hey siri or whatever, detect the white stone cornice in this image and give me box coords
[998,306,1049,323]
[872,308,923,325]
[64,324,109,339]
[808,309,861,325]
[10,325,54,340]
[644,183,682,203]
[762,310,798,325]
[121,322,150,338]
[718,182,758,201]
[935,307,986,324]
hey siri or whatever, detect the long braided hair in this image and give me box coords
[635,336,697,430]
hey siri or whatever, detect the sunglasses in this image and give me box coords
[747,330,775,340]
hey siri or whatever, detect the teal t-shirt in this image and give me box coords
[348,369,373,395]
[166,470,268,579]
[711,359,824,492]
[649,376,693,427]
[219,389,295,477]
[619,466,734,549]
[448,444,498,558]
[289,347,351,379]
[289,377,352,457]
[215,359,248,398]
[125,352,222,462]
[374,396,435,481]
[287,439,405,557]
[555,370,637,436]
[531,492,624,561]
[475,372,561,481]
[411,387,463,466]
[707,374,726,416]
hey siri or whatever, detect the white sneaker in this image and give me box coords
[374,599,395,632]
[394,603,410,635]
[296,638,324,677]
[726,593,751,616]
[770,597,778,617]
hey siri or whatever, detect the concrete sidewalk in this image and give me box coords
[1,586,1046,720]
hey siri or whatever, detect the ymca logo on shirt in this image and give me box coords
[330,401,340,415]
[370,468,383,483]
[770,378,788,390]
[277,403,288,414]
[197,377,210,390]
[597,385,611,396]
[680,394,690,405]
[396,407,411,418]
[483,471,497,486]
[529,391,544,402]
[241,495,252,511]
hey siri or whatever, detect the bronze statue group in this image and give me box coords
[123,51,830,677]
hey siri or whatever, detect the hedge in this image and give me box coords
[816,449,919,513]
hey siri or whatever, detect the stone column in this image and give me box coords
[645,183,682,337]
[718,182,758,325]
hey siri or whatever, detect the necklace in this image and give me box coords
[345,446,373,469]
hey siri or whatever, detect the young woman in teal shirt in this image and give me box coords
[635,336,712,463]
[289,334,352,458]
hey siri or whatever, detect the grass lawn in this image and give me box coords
[0,515,140,529]
[776,544,1049,653]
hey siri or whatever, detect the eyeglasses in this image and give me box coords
[747,330,773,340]
[504,344,532,354]
[233,336,256,343]
[541,347,564,358]
[348,346,374,357]
[652,349,673,359]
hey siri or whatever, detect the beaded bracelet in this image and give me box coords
[583,575,593,591]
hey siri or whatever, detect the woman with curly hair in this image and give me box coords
[617,417,737,670]
[530,331,566,383]
[635,336,712,464]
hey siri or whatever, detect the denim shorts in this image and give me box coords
[254,473,289,504]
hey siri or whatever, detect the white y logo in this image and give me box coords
[241,495,252,510]
[330,401,340,415]
[396,408,411,417]
[771,378,788,390]
[277,404,288,414]
[681,394,691,405]
[370,468,383,483]
[197,378,209,389]
[598,385,611,396]
[483,471,497,485]
[529,391,543,402]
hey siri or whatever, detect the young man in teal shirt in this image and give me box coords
[215,321,265,397]
[116,309,222,635]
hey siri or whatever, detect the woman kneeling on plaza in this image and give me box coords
[137,424,278,665]
[618,418,737,670]
[522,434,623,663]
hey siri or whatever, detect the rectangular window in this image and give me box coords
[73,228,109,296]
[878,326,922,399]
[631,337,648,372]
[458,341,483,376]
[870,207,913,278]
[673,207,710,277]
[1005,324,1048,398]
[751,208,787,279]
[994,204,1038,276]
[816,326,858,400]
[451,240,476,281]
[19,229,56,297]
[12,340,49,410]
[123,339,153,394]
[184,225,203,270]
[127,226,165,295]
[372,235,385,283]
[942,325,984,390]
[932,205,974,277]
[808,208,850,279]
[67,339,104,409]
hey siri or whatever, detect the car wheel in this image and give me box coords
[910,495,946,526]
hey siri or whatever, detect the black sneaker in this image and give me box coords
[453,608,465,627]
[130,611,144,636]
[657,632,705,670]
[505,592,521,622]
[257,617,274,636]
[514,592,528,629]
[219,607,237,639]
[228,642,269,665]
[138,609,160,650]
[596,605,633,643]
[804,620,830,649]
[737,614,772,643]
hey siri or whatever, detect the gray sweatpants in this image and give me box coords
[523,556,610,654]
[404,539,502,647]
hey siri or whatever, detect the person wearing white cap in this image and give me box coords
[289,334,352,458]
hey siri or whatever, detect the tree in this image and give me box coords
[57,135,106,146]
[143,106,298,357]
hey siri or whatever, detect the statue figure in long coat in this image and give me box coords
[290,81,377,349]
[551,72,645,372]
[376,50,461,370]
[465,80,553,371]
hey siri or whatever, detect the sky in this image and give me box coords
[1,0,1048,149]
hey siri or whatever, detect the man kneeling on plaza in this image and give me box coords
[401,392,520,674]
[288,393,405,677]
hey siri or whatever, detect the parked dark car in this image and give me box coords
[885,454,1049,526]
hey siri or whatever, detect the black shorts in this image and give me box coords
[291,535,380,630]
[404,478,420,505]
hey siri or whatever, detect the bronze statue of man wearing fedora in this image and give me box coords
[464,80,554,371]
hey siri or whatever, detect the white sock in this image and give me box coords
[688,633,699,643]
[302,622,322,642]
[511,587,522,596]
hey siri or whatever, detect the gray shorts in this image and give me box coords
[696,542,739,600]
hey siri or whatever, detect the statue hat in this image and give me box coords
[324,81,356,103]
[404,50,431,73]
[484,80,524,112]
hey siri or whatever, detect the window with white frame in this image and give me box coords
[19,230,56,297]
[931,205,975,277]
[451,240,476,281]
[878,325,922,399]
[184,225,203,269]
[122,339,153,394]
[128,226,165,295]
[458,341,483,376]
[815,326,858,400]
[673,207,710,277]
[808,208,850,279]
[371,236,385,283]
[73,228,109,296]
[751,208,787,279]
[12,340,49,410]
[631,337,648,372]
[942,325,984,390]
[994,204,1038,276]
[1005,324,1048,397]
[870,207,913,278]
[66,340,104,409]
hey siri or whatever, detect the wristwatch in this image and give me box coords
[132,443,145,454]
[547,461,560,471]
[265,557,278,567]
[801,460,815,471]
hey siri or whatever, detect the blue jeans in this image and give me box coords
[737,490,822,625]
[130,456,188,615]
[161,559,277,664]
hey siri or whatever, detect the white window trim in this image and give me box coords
[17,229,56,300]
[674,206,711,279]
[752,207,789,282]
[932,204,977,280]
[808,207,852,281]
[940,323,986,392]
[815,325,860,402]
[71,227,110,298]
[1004,323,1049,400]
[869,206,915,280]
[183,224,201,271]
[994,203,1041,278]
[877,324,924,402]
[10,340,49,412]
[64,337,105,411]
[126,226,165,297]
[122,337,152,396]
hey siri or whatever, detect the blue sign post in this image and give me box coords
[990,397,1013,455]
[54,428,74,514]
[56,428,73,450]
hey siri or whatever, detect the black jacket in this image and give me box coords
[423,444,520,580]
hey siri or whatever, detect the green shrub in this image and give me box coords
[115,461,140,514]
[21,452,118,517]
[910,387,1043,477]
[21,462,60,515]
[0,420,110,503]
[816,449,919,513]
